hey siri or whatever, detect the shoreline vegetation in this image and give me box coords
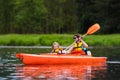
[0,34,119,47]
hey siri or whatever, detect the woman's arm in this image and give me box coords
[81,39,88,48]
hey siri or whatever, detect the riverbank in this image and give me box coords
[0,34,119,47]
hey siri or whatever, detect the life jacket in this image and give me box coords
[52,48,63,53]
[71,42,85,55]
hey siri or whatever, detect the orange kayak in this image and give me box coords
[16,53,107,65]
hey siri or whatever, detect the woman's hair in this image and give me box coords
[73,34,82,39]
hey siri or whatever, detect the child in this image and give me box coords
[51,42,63,54]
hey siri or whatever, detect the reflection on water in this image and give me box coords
[0,64,107,80]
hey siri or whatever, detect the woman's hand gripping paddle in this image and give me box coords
[64,23,101,52]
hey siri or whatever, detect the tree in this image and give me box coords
[44,0,78,33]
[0,0,119,34]
[14,0,48,33]
[0,0,15,33]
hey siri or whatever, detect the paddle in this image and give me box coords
[64,23,100,51]
[82,23,100,37]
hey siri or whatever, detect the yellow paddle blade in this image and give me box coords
[86,23,100,35]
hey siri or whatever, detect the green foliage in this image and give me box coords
[0,34,119,47]
[85,34,120,46]
[0,0,120,34]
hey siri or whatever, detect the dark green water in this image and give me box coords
[0,47,120,80]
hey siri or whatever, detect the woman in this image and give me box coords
[66,34,88,55]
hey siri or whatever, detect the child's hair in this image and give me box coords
[52,42,60,49]
[52,42,59,46]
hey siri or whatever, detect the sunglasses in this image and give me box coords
[73,36,82,39]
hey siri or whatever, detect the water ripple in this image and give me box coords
[107,61,120,64]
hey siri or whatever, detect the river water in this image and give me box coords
[0,47,120,80]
